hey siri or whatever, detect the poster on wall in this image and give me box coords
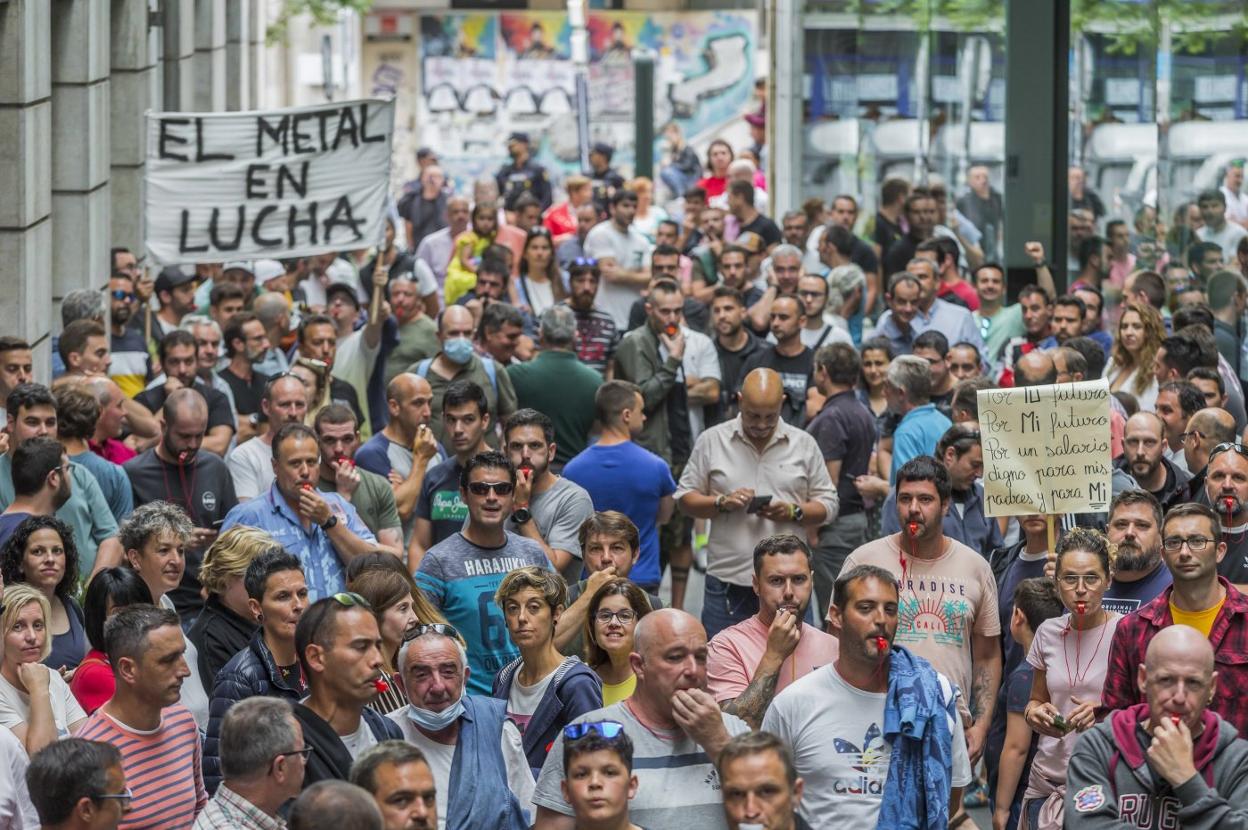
[415,10,757,190]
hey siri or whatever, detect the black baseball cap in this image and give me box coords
[155,265,196,294]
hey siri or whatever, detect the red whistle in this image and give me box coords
[1224,496,1236,514]
[875,636,888,655]
[300,482,313,492]
[519,464,534,476]
[373,678,390,694]
[1075,601,1087,615]
[665,324,680,338]
[1170,714,1182,725]
[907,521,919,536]
[177,450,190,465]
[337,456,352,468]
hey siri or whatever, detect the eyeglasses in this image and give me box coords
[93,787,133,807]
[1210,443,1248,462]
[275,746,314,761]
[404,623,461,643]
[564,720,626,741]
[594,609,637,625]
[466,481,514,497]
[1163,536,1214,552]
[331,592,372,609]
[1058,574,1105,589]
[110,290,136,302]
[1180,430,1207,443]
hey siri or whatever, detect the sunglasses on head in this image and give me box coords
[1211,442,1248,462]
[403,622,461,643]
[466,480,514,496]
[563,720,626,741]
[571,257,599,268]
[331,592,372,609]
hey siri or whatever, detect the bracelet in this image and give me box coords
[715,494,726,513]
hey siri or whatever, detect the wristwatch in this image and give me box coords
[791,504,805,522]
[715,494,727,513]
[320,514,338,531]
[511,507,533,525]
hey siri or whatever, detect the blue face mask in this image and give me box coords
[443,337,475,365]
[406,695,465,731]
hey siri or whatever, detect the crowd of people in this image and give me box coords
[6,125,1248,830]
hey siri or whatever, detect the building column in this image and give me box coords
[51,0,112,302]
[249,0,270,109]
[225,0,251,111]
[194,0,226,111]
[0,0,54,373]
[163,0,194,110]
[111,0,156,258]
[1004,0,1070,295]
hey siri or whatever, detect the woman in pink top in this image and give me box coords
[696,139,734,199]
[1017,528,1121,830]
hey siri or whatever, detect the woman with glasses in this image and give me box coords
[1108,301,1164,412]
[69,568,153,714]
[0,584,88,756]
[0,516,85,673]
[349,564,448,715]
[492,566,602,776]
[1013,528,1120,830]
[584,578,654,705]
[517,227,567,319]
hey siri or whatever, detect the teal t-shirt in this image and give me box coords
[975,303,1025,366]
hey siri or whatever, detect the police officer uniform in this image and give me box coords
[495,132,552,212]
[588,142,626,216]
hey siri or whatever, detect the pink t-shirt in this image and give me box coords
[1024,611,1120,789]
[834,534,1001,704]
[707,615,840,703]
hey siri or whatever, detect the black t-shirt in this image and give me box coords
[740,214,782,249]
[717,330,766,415]
[123,448,238,617]
[217,367,270,415]
[873,212,903,255]
[805,391,877,513]
[1219,525,1248,585]
[135,381,235,433]
[330,378,366,427]
[851,236,880,276]
[883,234,921,277]
[739,345,815,426]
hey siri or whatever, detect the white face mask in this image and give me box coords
[405,686,466,731]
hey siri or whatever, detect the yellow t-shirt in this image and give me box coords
[1170,598,1225,638]
[601,674,636,706]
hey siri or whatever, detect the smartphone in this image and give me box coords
[746,495,773,514]
[212,518,225,528]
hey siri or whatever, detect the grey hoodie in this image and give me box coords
[1065,704,1248,829]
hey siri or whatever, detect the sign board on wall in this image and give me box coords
[977,379,1113,517]
[144,99,395,265]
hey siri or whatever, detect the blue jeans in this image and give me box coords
[701,574,760,639]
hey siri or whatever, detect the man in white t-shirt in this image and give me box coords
[764,564,972,830]
[584,190,654,328]
[1220,159,1248,227]
[227,375,309,501]
[388,627,534,830]
[325,268,389,434]
[1197,188,1248,262]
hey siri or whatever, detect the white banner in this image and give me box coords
[144,99,395,265]
[977,379,1113,517]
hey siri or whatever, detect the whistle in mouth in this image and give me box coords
[907,521,919,536]
[177,450,189,464]
[300,482,313,491]
[1170,714,1182,725]
[1225,496,1237,514]
[664,324,679,337]
[875,636,888,655]
[373,678,390,693]
[1075,601,1087,615]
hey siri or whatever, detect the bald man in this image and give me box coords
[227,374,310,501]
[532,610,751,830]
[1070,624,1248,828]
[676,368,838,637]
[408,304,517,449]
[355,373,444,542]
[1116,411,1191,506]
[289,781,384,830]
[1174,407,1237,504]
[125,388,238,617]
[1013,350,1057,387]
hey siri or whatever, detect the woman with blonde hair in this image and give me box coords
[1107,300,1164,411]
[0,584,87,755]
[188,526,280,687]
[349,559,448,714]
[583,578,654,705]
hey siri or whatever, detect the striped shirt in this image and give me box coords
[78,704,207,830]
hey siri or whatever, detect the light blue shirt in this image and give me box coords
[914,298,985,353]
[872,311,918,356]
[891,404,953,480]
[220,483,376,600]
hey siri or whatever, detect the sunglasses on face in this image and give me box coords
[111,290,136,302]
[571,257,599,267]
[563,720,626,741]
[466,481,514,496]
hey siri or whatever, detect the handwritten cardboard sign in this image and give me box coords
[145,99,395,264]
[977,379,1113,517]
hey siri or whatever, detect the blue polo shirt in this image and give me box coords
[220,483,376,600]
[891,403,952,479]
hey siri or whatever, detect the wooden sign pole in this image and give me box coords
[1046,514,1058,559]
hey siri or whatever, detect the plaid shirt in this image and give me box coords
[192,784,285,830]
[1099,577,1248,735]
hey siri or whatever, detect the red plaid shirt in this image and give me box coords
[1099,577,1248,736]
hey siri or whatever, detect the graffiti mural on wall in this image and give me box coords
[417,11,757,188]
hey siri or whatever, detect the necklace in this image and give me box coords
[1061,609,1111,689]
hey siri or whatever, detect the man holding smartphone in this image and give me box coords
[676,368,838,638]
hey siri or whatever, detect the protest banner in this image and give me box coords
[145,98,395,265]
[977,378,1113,518]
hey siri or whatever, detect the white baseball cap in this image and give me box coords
[254,259,285,284]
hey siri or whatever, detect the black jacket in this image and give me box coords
[203,632,307,794]
[188,595,258,690]
[293,703,403,788]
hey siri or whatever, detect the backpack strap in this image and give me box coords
[415,358,433,377]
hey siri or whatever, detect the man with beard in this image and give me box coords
[740,296,816,426]
[124,390,238,618]
[218,312,272,444]
[108,270,152,398]
[1116,412,1191,507]
[1207,442,1248,592]
[712,286,765,420]
[585,190,654,329]
[502,409,595,583]
[0,437,71,549]
[558,259,618,377]
[1098,490,1173,615]
[706,534,839,729]
[136,330,236,457]
[883,190,938,276]
[313,404,403,550]
[689,207,730,303]
[1002,286,1057,372]
[1051,294,1087,345]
